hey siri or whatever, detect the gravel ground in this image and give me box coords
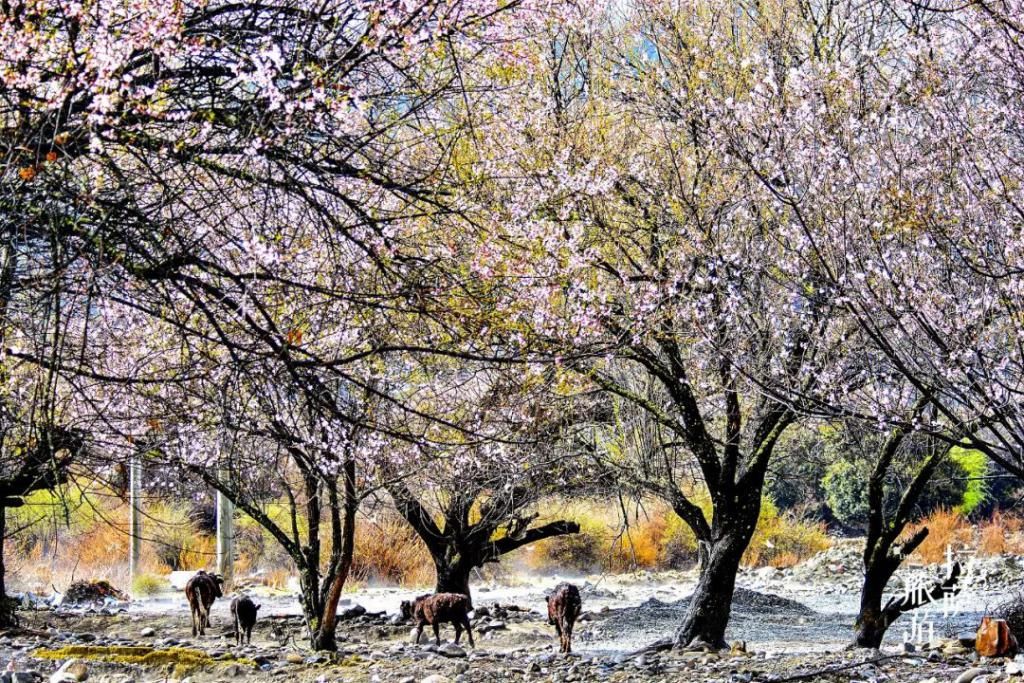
[2,549,1018,682]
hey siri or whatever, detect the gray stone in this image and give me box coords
[439,643,467,658]
[139,627,155,637]
[955,668,990,683]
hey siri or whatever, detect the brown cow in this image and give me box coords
[185,570,224,636]
[400,593,474,647]
[547,582,582,654]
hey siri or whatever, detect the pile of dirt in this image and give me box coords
[588,588,821,653]
[63,580,129,604]
[632,588,814,617]
[731,587,817,615]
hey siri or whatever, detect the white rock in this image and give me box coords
[49,659,88,683]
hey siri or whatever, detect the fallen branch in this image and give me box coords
[772,654,902,682]
[624,637,674,658]
[624,635,727,658]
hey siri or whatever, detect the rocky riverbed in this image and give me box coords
[2,542,1021,682]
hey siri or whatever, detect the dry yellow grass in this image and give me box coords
[907,508,977,563]
[525,497,830,573]
[350,515,434,587]
[17,487,1024,593]
[978,510,1024,555]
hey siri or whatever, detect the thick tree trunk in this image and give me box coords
[310,613,338,652]
[673,532,747,649]
[434,558,473,601]
[299,565,344,652]
[0,506,15,627]
[388,482,579,607]
[854,566,892,648]
[300,460,358,652]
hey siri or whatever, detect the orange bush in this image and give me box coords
[177,535,216,571]
[907,509,973,563]
[768,551,801,569]
[350,515,433,587]
[979,511,1024,556]
[259,568,292,590]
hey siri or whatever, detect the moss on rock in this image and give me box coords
[32,644,256,677]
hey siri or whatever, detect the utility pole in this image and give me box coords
[215,485,233,589]
[129,453,142,586]
[216,381,235,589]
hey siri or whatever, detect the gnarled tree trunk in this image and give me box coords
[434,555,474,598]
[389,482,579,603]
[853,410,959,648]
[673,503,761,649]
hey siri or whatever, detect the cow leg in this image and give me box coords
[453,621,462,644]
[462,616,474,648]
[414,622,425,644]
[191,607,198,637]
[433,623,441,646]
[563,618,573,654]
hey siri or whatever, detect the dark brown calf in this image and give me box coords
[231,595,260,645]
[400,592,474,647]
[547,582,582,653]
[185,570,224,637]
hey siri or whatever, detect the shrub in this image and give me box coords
[233,502,298,573]
[144,502,214,571]
[350,515,433,586]
[131,573,167,597]
[823,452,971,530]
[906,508,972,563]
[744,500,831,568]
[766,425,829,513]
[996,591,1024,643]
[979,511,1024,555]
[950,447,990,516]
[525,496,828,573]
[822,459,870,528]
